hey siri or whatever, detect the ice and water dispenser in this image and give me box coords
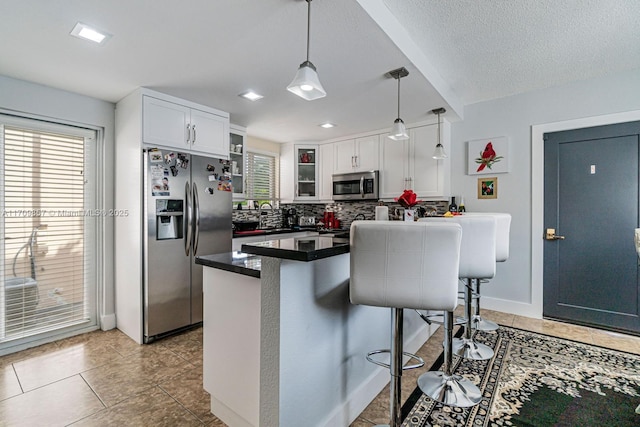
[156,199,184,240]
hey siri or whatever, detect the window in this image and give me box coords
[0,115,98,346]
[244,151,278,205]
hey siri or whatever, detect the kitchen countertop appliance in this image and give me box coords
[283,208,298,229]
[143,149,231,342]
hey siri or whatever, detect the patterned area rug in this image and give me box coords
[402,326,640,426]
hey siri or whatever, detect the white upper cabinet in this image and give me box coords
[319,143,334,201]
[409,125,445,198]
[333,135,379,174]
[280,143,321,203]
[378,137,411,199]
[142,93,229,158]
[378,121,450,200]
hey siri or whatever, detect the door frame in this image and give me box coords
[531,109,640,319]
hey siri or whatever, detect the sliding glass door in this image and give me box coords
[0,115,98,346]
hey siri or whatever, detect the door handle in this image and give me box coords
[192,182,200,255]
[545,228,565,240]
[185,182,192,256]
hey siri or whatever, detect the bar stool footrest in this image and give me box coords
[415,311,465,326]
[366,349,425,370]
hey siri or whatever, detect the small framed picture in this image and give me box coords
[477,177,498,199]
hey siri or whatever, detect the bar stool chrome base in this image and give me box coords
[452,337,494,360]
[417,371,482,408]
[471,279,499,332]
[472,315,499,332]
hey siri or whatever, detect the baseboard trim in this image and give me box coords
[100,313,116,331]
[320,321,436,427]
[481,296,541,319]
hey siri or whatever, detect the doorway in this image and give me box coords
[543,121,640,334]
[0,115,99,350]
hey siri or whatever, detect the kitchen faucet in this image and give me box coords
[259,202,273,229]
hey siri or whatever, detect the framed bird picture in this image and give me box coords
[477,177,498,199]
[467,136,509,175]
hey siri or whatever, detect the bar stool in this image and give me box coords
[350,221,481,426]
[464,213,511,331]
[419,216,497,361]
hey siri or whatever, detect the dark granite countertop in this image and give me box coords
[233,227,349,238]
[196,251,261,278]
[241,236,350,262]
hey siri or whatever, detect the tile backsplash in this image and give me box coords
[232,200,448,230]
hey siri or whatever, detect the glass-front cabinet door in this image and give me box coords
[230,127,245,200]
[295,145,318,200]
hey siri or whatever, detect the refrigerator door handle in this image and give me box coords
[185,182,192,256]
[192,181,200,255]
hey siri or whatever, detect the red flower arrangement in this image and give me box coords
[394,189,421,208]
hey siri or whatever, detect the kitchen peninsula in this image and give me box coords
[196,235,435,427]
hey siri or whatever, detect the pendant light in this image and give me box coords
[386,67,410,141]
[287,0,326,101]
[432,107,448,159]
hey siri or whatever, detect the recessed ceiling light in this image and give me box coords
[239,91,264,101]
[70,22,111,44]
[319,123,335,128]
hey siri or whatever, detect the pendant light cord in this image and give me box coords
[306,0,311,63]
[437,110,441,145]
[397,76,401,119]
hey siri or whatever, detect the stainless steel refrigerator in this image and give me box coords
[143,149,231,343]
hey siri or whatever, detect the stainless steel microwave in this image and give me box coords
[332,171,379,201]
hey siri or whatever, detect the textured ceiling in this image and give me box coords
[381,0,640,105]
[0,1,638,143]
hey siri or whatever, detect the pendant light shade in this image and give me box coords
[386,67,410,141]
[287,0,326,101]
[287,60,326,100]
[432,107,448,159]
[389,118,408,141]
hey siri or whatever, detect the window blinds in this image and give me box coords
[245,151,278,202]
[1,120,97,342]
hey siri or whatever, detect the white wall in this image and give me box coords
[0,75,116,329]
[450,68,640,317]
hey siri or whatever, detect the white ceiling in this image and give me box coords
[1,0,638,143]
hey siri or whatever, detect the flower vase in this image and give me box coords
[404,209,415,222]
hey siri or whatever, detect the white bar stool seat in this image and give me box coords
[350,221,481,426]
[419,215,497,360]
[464,213,511,331]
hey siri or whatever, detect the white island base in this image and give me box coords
[202,251,435,427]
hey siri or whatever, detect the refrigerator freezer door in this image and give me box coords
[144,151,192,340]
[190,154,232,324]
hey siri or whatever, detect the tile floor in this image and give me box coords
[0,309,638,427]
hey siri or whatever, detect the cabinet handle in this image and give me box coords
[192,125,196,144]
[351,156,355,168]
[355,155,359,168]
[186,124,191,144]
